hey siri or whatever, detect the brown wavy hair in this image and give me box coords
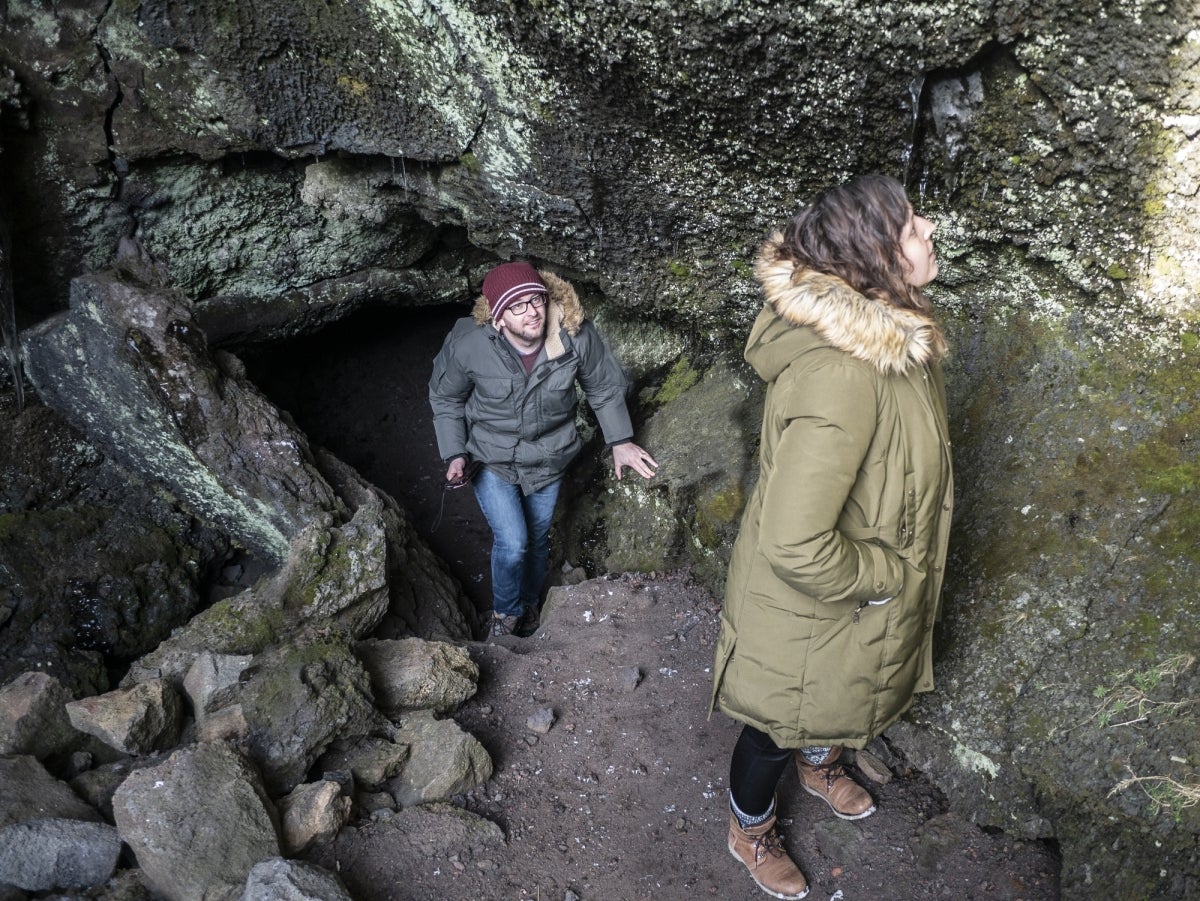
[775,174,931,313]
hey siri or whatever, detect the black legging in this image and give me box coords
[729,723,793,818]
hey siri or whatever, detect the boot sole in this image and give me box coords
[726,843,811,899]
[798,781,876,820]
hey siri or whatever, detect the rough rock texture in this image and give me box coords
[22,257,340,563]
[313,448,473,642]
[124,500,390,688]
[561,356,762,590]
[0,389,231,696]
[0,671,77,758]
[203,639,387,796]
[0,818,120,892]
[315,738,410,793]
[69,759,141,823]
[354,637,479,716]
[0,756,102,828]
[240,858,353,901]
[112,741,281,901]
[64,678,183,755]
[276,781,352,856]
[4,1,1200,897]
[384,710,493,807]
[182,652,254,722]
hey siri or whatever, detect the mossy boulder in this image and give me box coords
[562,355,760,594]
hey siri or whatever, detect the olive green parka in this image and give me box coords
[710,234,954,749]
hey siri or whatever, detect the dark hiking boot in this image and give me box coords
[727,812,810,899]
[794,746,876,820]
[514,605,540,637]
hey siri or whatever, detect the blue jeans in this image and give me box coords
[472,467,561,618]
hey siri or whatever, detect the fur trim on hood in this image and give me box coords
[472,269,585,360]
[754,232,947,375]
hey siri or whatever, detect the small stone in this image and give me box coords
[355,791,396,815]
[674,817,687,832]
[524,735,539,746]
[526,706,555,734]
[854,749,893,785]
[865,737,899,769]
[565,891,581,901]
[618,666,642,692]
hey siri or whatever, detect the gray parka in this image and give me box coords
[710,234,954,749]
[429,270,633,494]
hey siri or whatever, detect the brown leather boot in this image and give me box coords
[794,746,876,820]
[727,812,810,899]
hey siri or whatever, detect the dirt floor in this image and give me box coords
[245,305,1062,900]
[307,570,1060,901]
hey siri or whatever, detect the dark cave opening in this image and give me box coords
[239,302,495,615]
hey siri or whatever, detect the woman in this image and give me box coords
[710,174,953,899]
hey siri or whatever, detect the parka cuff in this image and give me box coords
[864,542,905,601]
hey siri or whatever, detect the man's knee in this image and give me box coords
[493,538,530,563]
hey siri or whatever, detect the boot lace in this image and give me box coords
[752,828,787,866]
[812,762,847,791]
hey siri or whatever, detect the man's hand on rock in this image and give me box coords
[612,442,659,480]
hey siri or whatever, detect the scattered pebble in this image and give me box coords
[527,706,556,734]
[618,666,642,691]
[855,748,893,785]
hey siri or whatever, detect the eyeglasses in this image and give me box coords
[508,295,547,316]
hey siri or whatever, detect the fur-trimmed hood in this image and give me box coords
[752,232,947,378]
[471,269,584,360]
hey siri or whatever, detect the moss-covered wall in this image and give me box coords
[4,1,1200,896]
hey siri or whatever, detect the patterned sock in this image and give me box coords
[800,746,832,765]
[729,791,775,829]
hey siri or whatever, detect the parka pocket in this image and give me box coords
[542,365,579,418]
[897,483,917,549]
[474,377,514,400]
[467,377,516,427]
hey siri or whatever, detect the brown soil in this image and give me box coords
[309,570,1060,900]
[248,305,1062,900]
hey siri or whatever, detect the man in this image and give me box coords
[429,261,658,638]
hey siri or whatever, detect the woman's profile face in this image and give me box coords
[899,210,938,287]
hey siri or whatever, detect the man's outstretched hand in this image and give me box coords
[612,442,659,480]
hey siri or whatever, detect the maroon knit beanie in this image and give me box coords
[481,262,548,321]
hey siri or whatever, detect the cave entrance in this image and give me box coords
[241,303,494,613]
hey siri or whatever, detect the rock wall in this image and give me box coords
[3,1,1200,897]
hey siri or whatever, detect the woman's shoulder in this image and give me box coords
[784,337,880,380]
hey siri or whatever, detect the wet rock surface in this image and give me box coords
[3,2,1200,894]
